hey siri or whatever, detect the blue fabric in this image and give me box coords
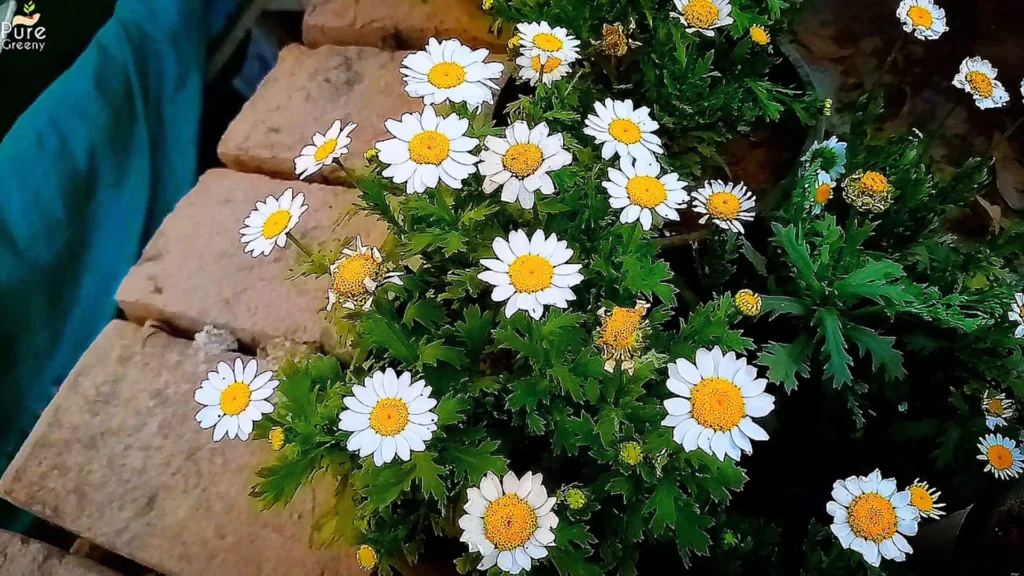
[0,0,226,510]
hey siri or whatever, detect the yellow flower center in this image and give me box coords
[600,23,628,56]
[355,545,378,571]
[608,118,642,144]
[909,486,933,512]
[690,377,745,431]
[626,175,668,208]
[508,254,555,294]
[530,54,563,74]
[907,5,933,28]
[427,61,467,89]
[860,171,890,195]
[314,138,338,162]
[847,493,898,543]
[706,191,742,220]
[220,382,252,416]
[815,183,833,204]
[599,307,644,351]
[332,253,382,300]
[532,32,563,52]
[269,426,286,451]
[261,209,292,239]
[503,143,545,177]
[683,0,720,28]
[620,442,644,465]
[483,494,539,551]
[734,289,762,316]
[987,399,1005,416]
[409,130,451,165]
[750,25,770,45]
[966,71,995,99]
[369,398,410,436]
[988,444,1015,470]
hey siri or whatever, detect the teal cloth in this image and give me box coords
[0,0,216,526]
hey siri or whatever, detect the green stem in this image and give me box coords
[334,158,360,186]
[286,232,313,258]
[1005,114,1024,139]
[882,35,905,77]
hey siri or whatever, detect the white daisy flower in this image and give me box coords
[907,480,945,519]
[1009,292,1024,338]
[983,392,1015,430]
[479,121,572,209]
[515,21,581,65]
[803,136,848,179]
[194,358,279,442]
[400,37,505,109]
[238,188,308,258]
[377,106,480,194]
[478,230,583,320]
[953,57,1010,110]
[326,236,403,312]
[514,52,572,87]
[584,98,663,163]
[339,368,438,466]
[603,156,688,230]
[978,433,1024,480]
[811,171,835,214]
[662,346,774,461]
[827,470,919,567]
[897,0,948,40]
[459,470,558,574]
[672,0,734,37]
[293,119,358,180]
[691,180,756,234]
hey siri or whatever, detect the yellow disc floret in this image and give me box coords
[988,444,1015,470]
[269,426,286,451]
[503,143,545,177]
[408,130,451,165]
[369,398,410,436]
[532,32,563,52]
[909,485,934,513]
[907,5,933,28]
[734,289,762,316]
[683,0,720,29]
[608,118,642,144]
[815,183,833,204]
[220,382,252,416]
[619,441,644,465]
[427,61,467,89]
[332,252,383,300]
[847,493,898,543]
[706,191,742,220]
[531,55,562,74]
[483,494,539,551]
[626,176,668,208]
[750,25,770,45]
[355,545,378,571]
[860,171,890,195]
[965,71,994,99]
[508,254,555,293]
[598,306,644,351]
[261,210,292,239]
[690,377,745,431]
[314,138,338,162]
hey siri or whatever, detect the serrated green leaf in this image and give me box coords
[758,335,814,392]
[813,308,853,388]
[417,339,465,368]
[446,440,507,484]
[621,254,677,305]
[410,452,446,505]
[759,296,811,318]
[435,394,468,427]
[456,305,495,355]
[844,322,906,381]
[674,500,712,566]
[359,305,419,365]
[402,300,447,330]
[250,449,321,509]
[643,480,685,536]
[773,223,823,296]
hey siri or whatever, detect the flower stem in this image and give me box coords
[333,158,360,187]
[882,35,905,77]
[1005,115,1024,139]
[286,232,313,258]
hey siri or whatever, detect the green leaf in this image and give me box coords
[417,338,465,368]
[455,305,495,355]
[643,480,686,536]
[759,296,811,318]
[674,500,712,566]
[741,238,767,275]
[834,259,913,305]
[773,223,822,295]
[402,300,447,330]
[446,440,507,484]
[435,394,469,427]
[359,305,419,365]
[621,253,677,305]
[844,322,906,381]
[813,308,853,388]
[357,461,416,511]
[410,452,446,505]
[549,524,601,576]
[758,334,814,392]
[250,449,321,509]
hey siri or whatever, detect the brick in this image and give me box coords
[303,0,507,52]
[0,321,363,576]
[116,169,386,351]
[0,531,121,576]
[218,45,423,182]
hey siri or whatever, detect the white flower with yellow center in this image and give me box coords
[377,106,480,194]
[827,470,919,567]
[596,301,650,374]
[459,471,558,574]
[584,98,663,164]
[515,21,580,66]
[804,136,848,179]
[662,346,774,461]
[293,119,358,180]
[603,156,688,230]
[897,0,947,40]
[692,180,756,234]
[194,358,279,442]
[953,57,1010,110]
[978,433,1024,480]
[811,171,835,215]
[238,188,308,258]
[478,229,583,320]
[326,236,403,312]
[400,37,505,109]
[907,480,945,519]
[339,368,438,466]
[514,52,572,87]
[1008,292,1024,338]
[983,391,1015,430]
[672,0,734,37]
[479,121,572,209]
